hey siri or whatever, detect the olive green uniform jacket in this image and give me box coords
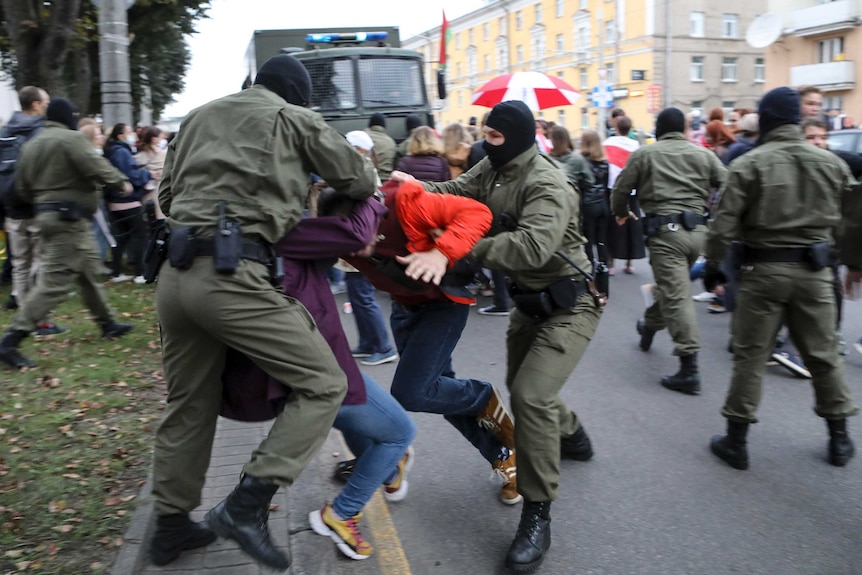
[422,146,601,502]
[365,125,397,181]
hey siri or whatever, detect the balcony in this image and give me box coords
[790,0,862,36]
[790,60,856,91]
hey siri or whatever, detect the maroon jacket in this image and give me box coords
[395,154,450,182]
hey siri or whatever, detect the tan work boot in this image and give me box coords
[492,449,522,505]
[478,386,515,450]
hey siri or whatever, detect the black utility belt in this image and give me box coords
[35,201,93,221]
[191,237,272,265]
[167,225,273,273]
[510,277,589,320]
[742,242,834,271]
[645,211,708,237]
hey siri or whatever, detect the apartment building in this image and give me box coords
[404,0,766,135]
[764,0,861,120]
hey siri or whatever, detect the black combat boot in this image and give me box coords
[827,418,855,467]
[505,501,552,573]
[660,353,701,395]
[710,421,749,470]
[636,319,657,352]
[0,330,36,369]
[205,474,290,571]
[101,321,134,339]
[560,424,594,461]
[149,513,217,566]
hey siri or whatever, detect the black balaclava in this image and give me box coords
[482,100,536,169]
[253,54,312,107]
[46,98,79,131]
[369,113,386,128]
[654,107,686,139]
[405,114,422,132]
[758,87,801,137]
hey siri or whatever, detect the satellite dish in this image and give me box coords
[746,12,783,48]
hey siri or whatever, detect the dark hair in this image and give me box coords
[549,125,574,155]
[104,123,127,153]
[139,126,161,151]
[616,116,632,136]
[797,85,822,98]
[610,108,626,119]
[801,118,828,132]
[18,86,45,112]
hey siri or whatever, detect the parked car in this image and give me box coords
[828,129,862,157]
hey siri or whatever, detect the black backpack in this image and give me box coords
[582,160,609,206]
[0,133,24,206]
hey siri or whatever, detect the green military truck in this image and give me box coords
[245,27,439,141]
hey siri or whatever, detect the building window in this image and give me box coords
[456,62,462,78]
[468,50,477,76]
[499,16,506,35]
[483,23,489,41]
[580,67,588,89]
[606,20,615,43]
[516,11,523,30]
[818,37,845,63]
[754,58,765,83]
[556,0,564,18]
[690,56,704,82]
[691,100,703,114]
[581,107,590,129]
[458,92,463,107]
[517,45,524,64]
[606,63,615,85]
[578,25,590,50]
[580,0,587,9]
[690,11,704,37]
[535,3,543,24]
[722,57,738,81]
[558,109,566,126]
[455,33,461,50]
[722,14,738,39]
[556,33,565,51]
[484,54,490,71]
[469,29,474,45]
[722,101,735,114]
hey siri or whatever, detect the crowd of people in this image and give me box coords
[1,58,859,574]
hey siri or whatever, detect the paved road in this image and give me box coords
[317,267,862,575]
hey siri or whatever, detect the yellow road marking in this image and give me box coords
[337,434,412,575]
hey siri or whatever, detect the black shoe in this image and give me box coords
[149,513,217,566]
[205,475,290,571]
[710,421,749,470]
[4,294,17,310]
[0,330,36,369]
[35,323,67,336]
[560,425,593,461]
[505,501,552,573]
[101,321,133,339]
[636,319,656,352]
[660,353,700,395]
[827,419,855,467]
[334,458,357,483]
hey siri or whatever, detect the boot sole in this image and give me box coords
[505,548,549,573]
[205,505,290,571]
[308,509,372,560]
[149,531,217,566]
[660,381,701,395]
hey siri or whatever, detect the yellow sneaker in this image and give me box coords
[492,449,522,505]
[478,386,515,450]
[383,446,414,502]
[308,503,373,560]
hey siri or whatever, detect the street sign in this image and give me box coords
[591,85,614,108]
[631,70,647,81]
[646,84,662,114]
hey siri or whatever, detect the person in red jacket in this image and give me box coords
[342,179,522,506]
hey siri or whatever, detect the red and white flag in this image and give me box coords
[603,136,640,188]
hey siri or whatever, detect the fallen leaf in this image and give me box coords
[52,525,73,533]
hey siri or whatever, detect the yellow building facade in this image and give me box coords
[404,0,766,137]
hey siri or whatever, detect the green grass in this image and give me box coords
[0,279,164,574]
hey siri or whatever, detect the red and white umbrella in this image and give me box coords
[471,71,582,111]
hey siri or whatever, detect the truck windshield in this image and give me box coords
[358,57,425,109]
[304,57,357,111]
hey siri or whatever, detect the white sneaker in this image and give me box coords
[133,275,147,285]
[693,291,716,302]
[110,274,133,283]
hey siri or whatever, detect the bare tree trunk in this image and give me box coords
[71,45,92,116]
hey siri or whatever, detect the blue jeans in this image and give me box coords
[346,272,393,354]
[390,300,503,463]
[333,375,415,519]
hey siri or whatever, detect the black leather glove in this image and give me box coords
[702,260,727,293]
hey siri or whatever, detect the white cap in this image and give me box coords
[346,130,374,152]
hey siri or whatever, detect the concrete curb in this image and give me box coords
[110,426,345,575]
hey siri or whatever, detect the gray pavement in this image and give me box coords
[113,267,862,575]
